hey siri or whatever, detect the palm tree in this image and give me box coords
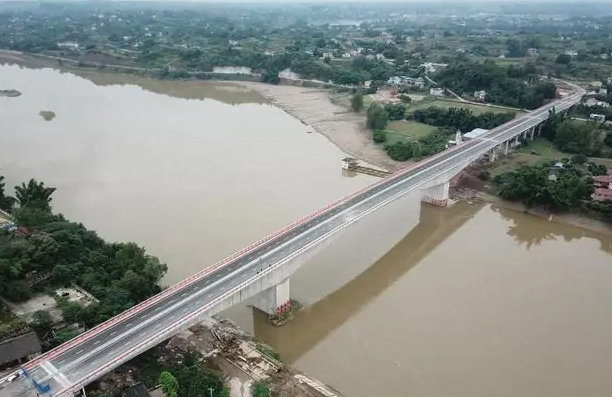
[14,179,56,211]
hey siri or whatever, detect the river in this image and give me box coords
[2,65,612,397]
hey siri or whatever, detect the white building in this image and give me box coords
[474,90,487,101]
[430,87,445,97]
[464,128,489,140]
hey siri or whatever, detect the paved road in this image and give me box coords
[13,91,583,397]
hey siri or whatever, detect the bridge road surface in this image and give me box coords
[18,93,582,397]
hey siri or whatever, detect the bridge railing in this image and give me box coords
[25,90,585,371]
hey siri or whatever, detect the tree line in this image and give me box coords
[0,169,167,337]
[539,111,612,158]
[434,60,558,109]
[491,158,612,223]
[409,106,515,133]
[362,101,518,162]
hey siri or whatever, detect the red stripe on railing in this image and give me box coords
[27,105,554,369]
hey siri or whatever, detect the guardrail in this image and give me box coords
[25,89,584,372]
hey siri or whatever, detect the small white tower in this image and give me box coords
[455,129,463,144]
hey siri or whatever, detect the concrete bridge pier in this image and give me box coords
[253,278,291,316]
[421,181,450,207]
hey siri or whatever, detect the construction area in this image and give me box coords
[341,157,391,178]
[169,318,343,397]
[103,317,344,397]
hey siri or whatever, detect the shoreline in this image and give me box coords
[236,82,407,172]
[452,186,612,237]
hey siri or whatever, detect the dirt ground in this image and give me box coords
[237,82,406,172]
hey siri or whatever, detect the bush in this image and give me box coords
[372,130,387,143]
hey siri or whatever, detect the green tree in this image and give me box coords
[350,92,364,112]
[0,169,15,212]
[158,371,179,397]
[32,310,53,333]
[366,103,388,130]
[252,381,271,397]
[14,179,56,211]
[372,130,386,143]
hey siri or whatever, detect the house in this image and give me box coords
[57,41,79,50]
[421,62,448,74]
[0,332,41,367]
[593,175,612,189]
[590,113,606,122]
[321,52,334,59]
[341,52,352,59]
[375,53,385,60]
[592,188,612,202]
[474,90,487,101]
[526,48,538,56]
[430,87,445,97]
[585,98,609,108]
[387,76,425,88]
[565,50,578,58]
[589,81,603,90]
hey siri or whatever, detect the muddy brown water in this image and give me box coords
[2,65,612,397]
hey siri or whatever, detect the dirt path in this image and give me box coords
[237,82,405,172]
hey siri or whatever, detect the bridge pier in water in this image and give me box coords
[254,278,291,318]
[421,181,450,207]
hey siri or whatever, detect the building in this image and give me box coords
[0,332,41,368]
[526,48,539,56]
[593,188,612,202]
[593,175,612,189]
[463,128,489,140]
[585,98,610,108]
[473,90,487,101]
[57,41,79,50]
[387,76,424,88]
[592,175,612,201]
[590,113,606,122]
[212,66,253,75]
[429,87,445,97]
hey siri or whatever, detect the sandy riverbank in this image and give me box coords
[238,82,405,172]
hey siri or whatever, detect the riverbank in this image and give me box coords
[452,185,612,237]
[237,82,405,172]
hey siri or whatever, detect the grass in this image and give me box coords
[520,138,567,159]
[384,121,437,144]
[407,99,518,115]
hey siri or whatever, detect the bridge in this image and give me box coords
[6,85,584,397]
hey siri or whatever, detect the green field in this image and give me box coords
[520,138,568,159]
[406,99,519,115]
[384,120,437,144]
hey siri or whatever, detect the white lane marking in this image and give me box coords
[110,331,117,337]
[181,292,187,297]
[154,323,161,329]
[126,323,132,328]
[54,101,577,377]
[168,315,175,320]
[76,350,83,355]
[57,359,66,366]
[93,340,101,346]
[154,307,162,312]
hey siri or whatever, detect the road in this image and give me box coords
[10,90,583,397]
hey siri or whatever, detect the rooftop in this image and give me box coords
[463,128,489,140]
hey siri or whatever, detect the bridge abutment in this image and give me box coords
[253,278,291,316]
[421,181,450,207]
